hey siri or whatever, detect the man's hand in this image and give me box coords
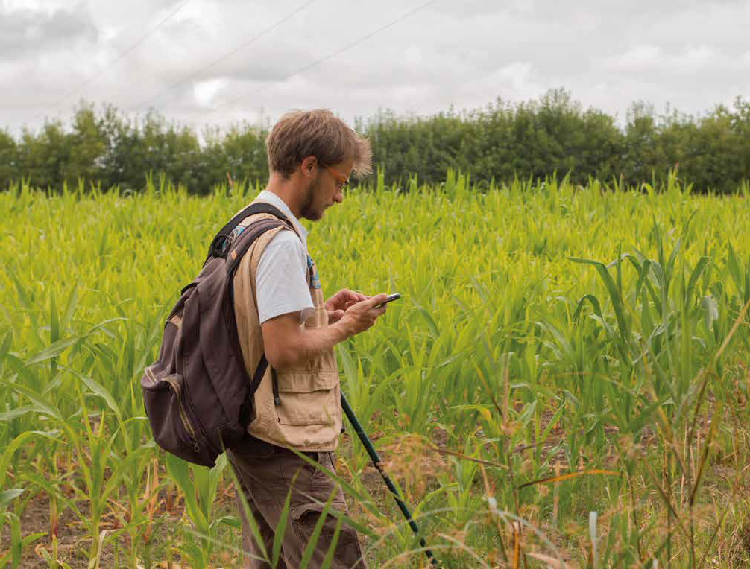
[261,293,389,370]
[337,294,389,336]
[325,288,367,324]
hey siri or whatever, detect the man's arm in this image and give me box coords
[261,293,388,370]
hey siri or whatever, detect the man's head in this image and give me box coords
[266,109,372,220]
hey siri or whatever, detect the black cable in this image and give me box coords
[206,0,441,115]
[28,0,190,124]
[130,0,319,112]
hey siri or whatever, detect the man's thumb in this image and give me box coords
[369,293,388,308]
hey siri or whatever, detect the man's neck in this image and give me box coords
[265,173,303,219]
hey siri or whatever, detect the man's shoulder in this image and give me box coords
[261,226,306,259]
[267,227,302,246]
[233,224,300,281]
[246,224,307,274]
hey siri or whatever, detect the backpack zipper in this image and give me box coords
[164,375,201,454]
[144,366,158,385]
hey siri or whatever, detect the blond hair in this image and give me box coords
[266,109,372,178]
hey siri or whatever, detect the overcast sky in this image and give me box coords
[1,0,749,138]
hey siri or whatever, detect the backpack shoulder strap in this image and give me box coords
[207,202,296,261]
[221,215,290,420]
[226,218,287,277]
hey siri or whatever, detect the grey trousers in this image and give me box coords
[227,439,368,569]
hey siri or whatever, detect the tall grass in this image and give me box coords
[1,173,749,567]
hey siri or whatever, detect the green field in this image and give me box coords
[2,172,750,568]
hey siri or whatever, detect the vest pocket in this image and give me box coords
[275,389,339,426]
[275,369,339,426]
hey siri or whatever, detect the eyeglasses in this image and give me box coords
[324,165,350,190]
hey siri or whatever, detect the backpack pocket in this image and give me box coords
[142,368,217,467]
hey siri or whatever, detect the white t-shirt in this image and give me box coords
[254,191,315,324]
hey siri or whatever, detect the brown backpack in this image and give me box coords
[141,203,295,467]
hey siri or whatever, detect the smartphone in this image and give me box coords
[375,293,401,309]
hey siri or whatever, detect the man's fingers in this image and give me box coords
[335,289,367,308]
[348,290,367,304]
[343,289,365,300]
[365,293,388,308]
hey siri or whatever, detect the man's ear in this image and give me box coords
[301,156,317,177]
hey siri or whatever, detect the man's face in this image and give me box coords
[300,157,354,221]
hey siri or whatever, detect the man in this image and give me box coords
[227,109,387,568]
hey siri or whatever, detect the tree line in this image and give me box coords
[2,89,750,194]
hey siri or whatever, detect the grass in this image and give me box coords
[1,171,750,567]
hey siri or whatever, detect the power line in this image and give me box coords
[206,0,441,115]
[130,0,319,112]
[28,0,190,123]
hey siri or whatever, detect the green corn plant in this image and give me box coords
[165,453,240,568]
[3,174,750,566]
[0,434,50,568]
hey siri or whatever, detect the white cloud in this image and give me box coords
[599,45,664,71]
[595,44,742,74]
[1,0,750,137]
[193,78,229,107]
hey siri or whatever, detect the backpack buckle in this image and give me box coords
[208,234,229,259]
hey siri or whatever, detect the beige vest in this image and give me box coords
[232,206,342,452]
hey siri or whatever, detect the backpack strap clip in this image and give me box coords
[209,233,231,259]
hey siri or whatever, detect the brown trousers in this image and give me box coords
[227,439,368,569]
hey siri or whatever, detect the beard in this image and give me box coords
[300,175,323,221]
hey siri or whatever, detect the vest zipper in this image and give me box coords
[165,375,201,454]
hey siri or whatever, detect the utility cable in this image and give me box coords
[130,0,319,111]
[28,0,190,123]
[206,0,440,115]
